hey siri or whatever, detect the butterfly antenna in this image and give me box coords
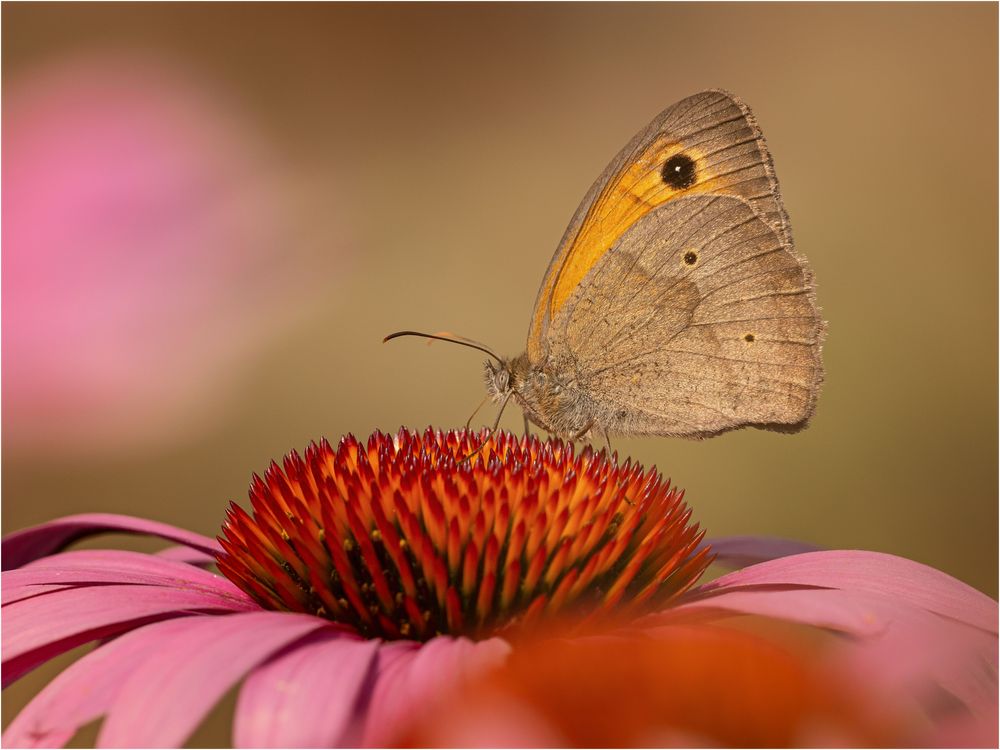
[382,330,503,364]
[461,393,511,462]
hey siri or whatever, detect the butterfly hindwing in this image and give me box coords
[547,194,822,437]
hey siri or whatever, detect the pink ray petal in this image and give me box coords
[3,583,77,606]
[3,584,256,686]
[2,513,221,570]
[661,586,939,637]
[362,636,511,746]
[358,641,421,746]
[155,545,217,566]
[4,550,247,606]
[703,535,822,567]
[3,617,200,748]
[2,566,247,606]
[693,550,997,633]
[657,585,998,720]
[923,692,999,748]
[842,614,999,726]
[233,630,379,748]
[361,642,430,747]
[97,611,333,748]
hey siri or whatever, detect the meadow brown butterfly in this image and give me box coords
[387,90,824,442]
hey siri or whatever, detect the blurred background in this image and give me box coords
[3,2,997,739]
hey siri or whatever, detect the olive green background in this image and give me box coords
[4,2,997,743]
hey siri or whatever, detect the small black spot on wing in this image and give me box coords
[662,154,697,189]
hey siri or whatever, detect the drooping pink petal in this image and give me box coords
[924,696,999,748]
[233,631,379,748]
[3,583,255,686]
[2,513,221,570]
[3,618,200,748]
[659,580,998,722]
[97,612,333,748]
[3,550,248,606]
[693,550,997,634]
[362,636,512,746]
[357,641,421,745]
[3,550,250,607]
[843,614,999,731]
[3,582,76,606]
[660,586,899,637]
[704,535,822,567]
[155,545,217,566]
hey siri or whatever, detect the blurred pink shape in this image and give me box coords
[3,56,339,454]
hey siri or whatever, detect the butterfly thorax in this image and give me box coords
[484,354,594,440]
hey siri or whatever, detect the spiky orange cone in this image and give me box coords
[217,428,711,641]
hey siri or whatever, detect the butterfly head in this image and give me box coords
[484,357,512,401]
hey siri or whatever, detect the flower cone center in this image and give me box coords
[217,428,710,641]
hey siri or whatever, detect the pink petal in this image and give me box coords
[924,698,999,748]
[694,550,997,634]
[662,586,899,636]
[703,535,822,567]
[841,613,999,726]
[3,583,77,606]
[3,583,255,686]
[659,583,998,722]
[3,618,199,748]
[97,611,333,748]
[362,636,511,746]
[358,641,421,746]
[4,549,249,606]
[233,631,379,748]
[2,513,221,570]
[155,545,217,566]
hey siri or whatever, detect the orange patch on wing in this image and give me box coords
[529,138,708,349]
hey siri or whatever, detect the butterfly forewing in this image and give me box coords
[528,89,792,363]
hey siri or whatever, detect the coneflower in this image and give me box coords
[3,428,996,748]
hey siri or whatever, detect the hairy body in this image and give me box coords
[485,354,600,440]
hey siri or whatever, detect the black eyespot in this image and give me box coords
[744,333,756,343]
[661,153,696,189]
[683,250,698,265]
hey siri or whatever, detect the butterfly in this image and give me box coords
[387,90,824,443]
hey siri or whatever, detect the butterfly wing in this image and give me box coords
[528,89,791,363]
[547,193,823,437]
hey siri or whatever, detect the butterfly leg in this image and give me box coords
[601,428,628,501]
[569,420,595,443]
[465,394,490,432]
[460,393,511,461]
[523,413,532,437]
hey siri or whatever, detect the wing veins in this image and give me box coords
[599,211,766,351]
[711,288,809,307]
[687,314,814,327]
